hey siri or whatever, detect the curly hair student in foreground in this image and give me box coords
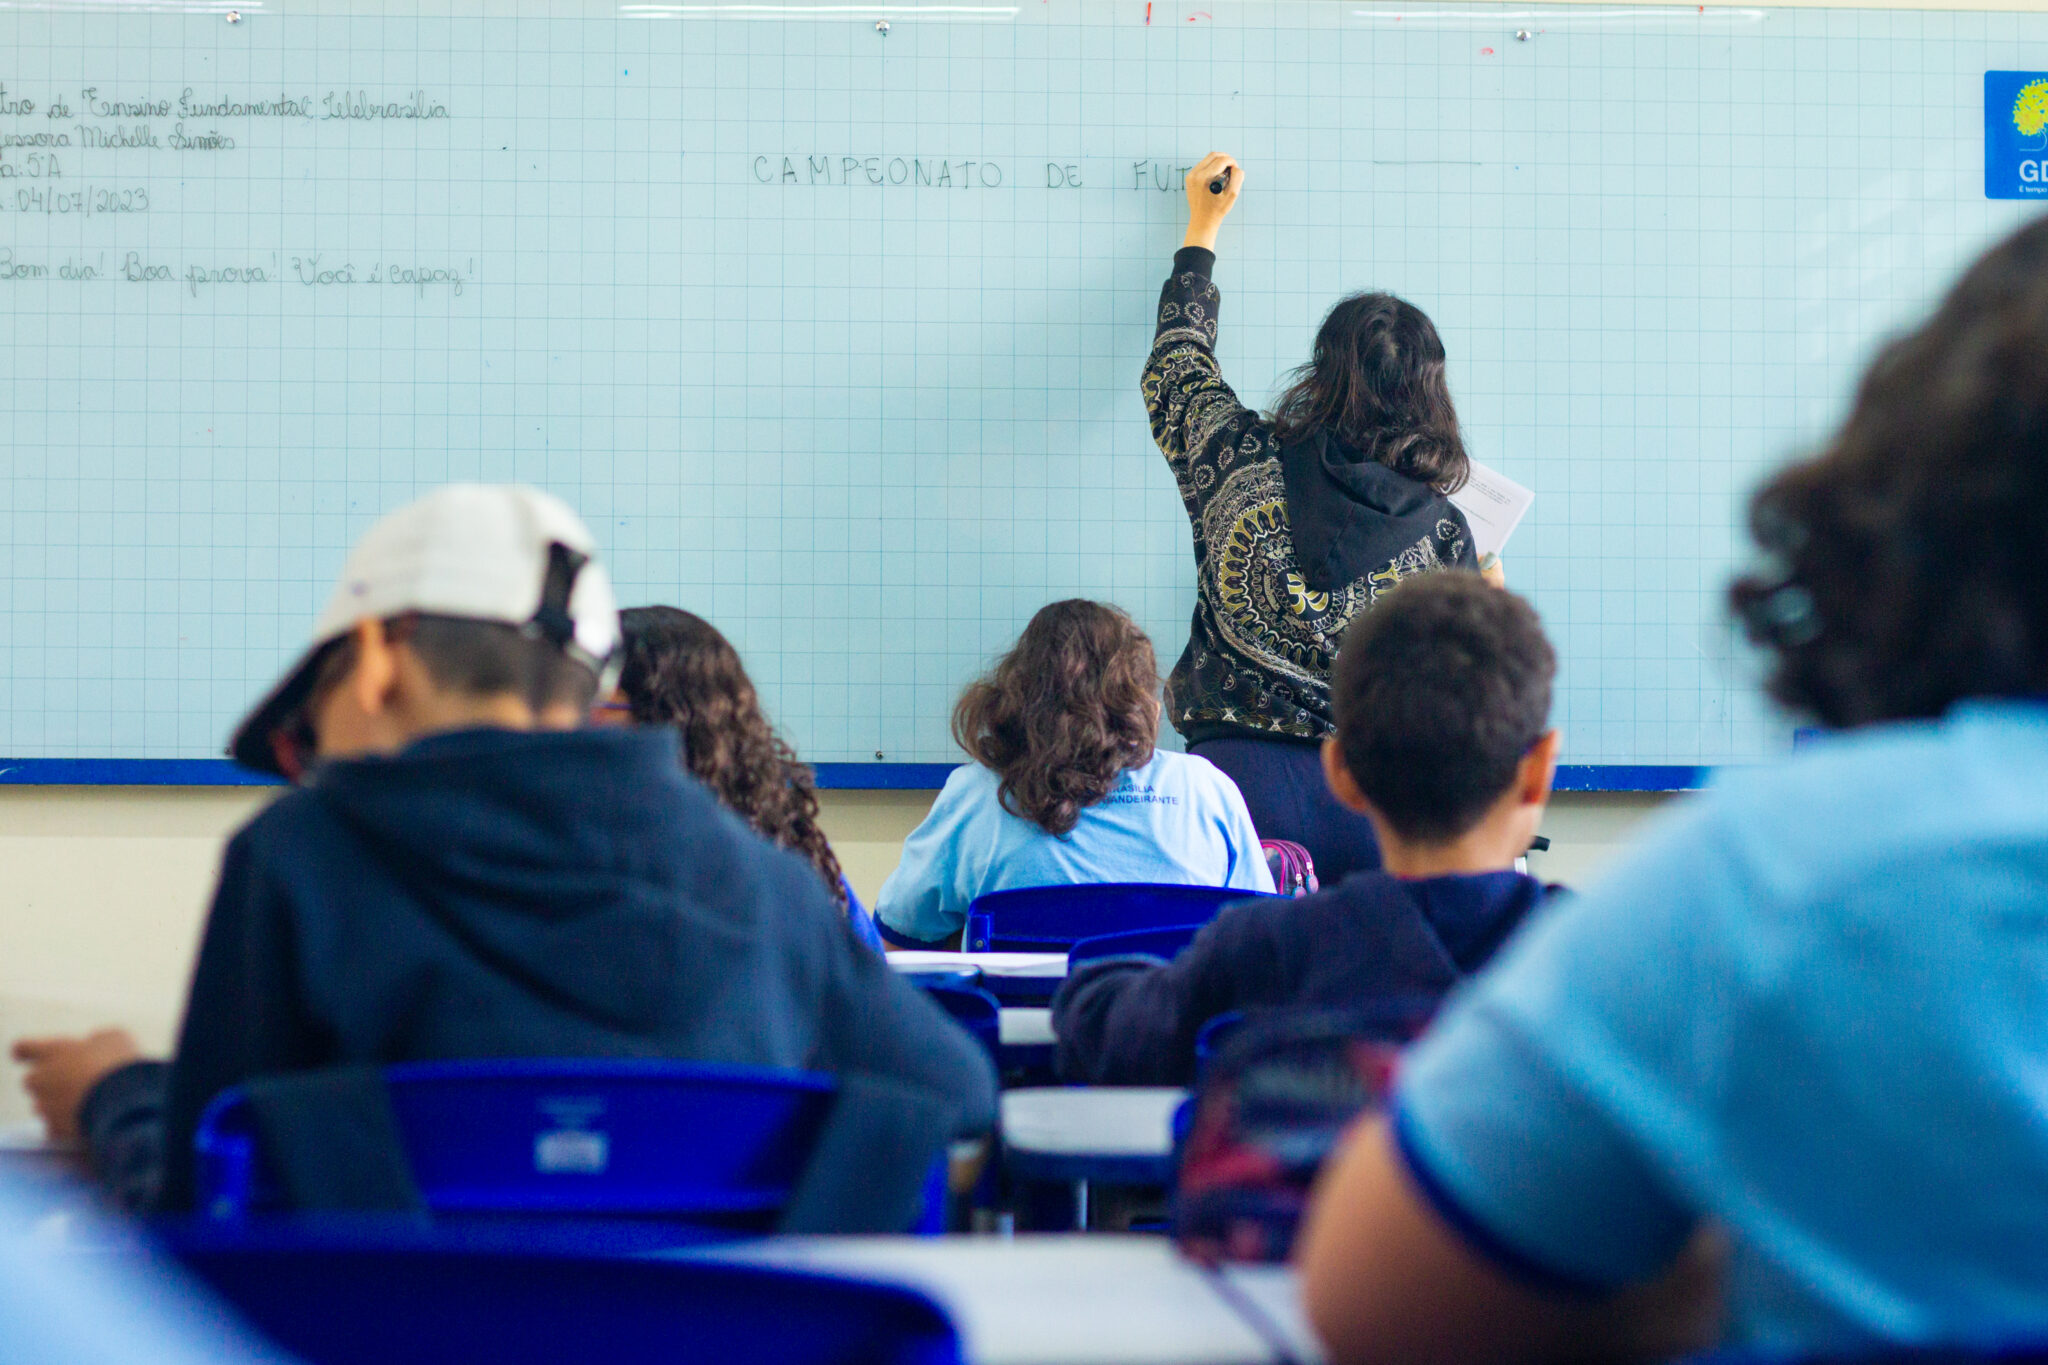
[1294,219,2048,1363]
[874,599,1273,948]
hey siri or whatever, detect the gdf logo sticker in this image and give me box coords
[1986,71,2048,198]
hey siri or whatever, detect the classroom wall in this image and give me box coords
[0,784,1668,1127]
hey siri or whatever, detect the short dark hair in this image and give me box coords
[1333,573,1555,842]
[1729,217,2048,728]
[1268,292,1470,494]
[396,614,601,713]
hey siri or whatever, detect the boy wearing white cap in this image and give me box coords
[16,486,995,1226]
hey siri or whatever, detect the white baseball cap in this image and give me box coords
[228,484,622,777]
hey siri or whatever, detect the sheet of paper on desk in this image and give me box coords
[1447,459,1534,559]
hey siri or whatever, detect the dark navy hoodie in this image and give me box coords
[1052,869,1548,1086]
[82,726,996,1216]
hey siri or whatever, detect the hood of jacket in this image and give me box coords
[305,725,738,1033]
[1397,869,1546,975]
[1278,428,1460,593]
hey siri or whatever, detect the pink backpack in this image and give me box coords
[1260,840,1318,897]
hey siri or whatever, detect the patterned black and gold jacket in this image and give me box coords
[1143,247,1476,746]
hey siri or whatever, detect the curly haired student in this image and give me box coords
[604,606,882,950]
[874,600,1272,949]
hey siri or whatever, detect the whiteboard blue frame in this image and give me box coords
[0,758,1705,792]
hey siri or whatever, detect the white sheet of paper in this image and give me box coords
[1447,459,1535,559]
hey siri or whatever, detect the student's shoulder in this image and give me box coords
[938,761,1001,796]
[1702,702,2048,878]
[225,784,350,866]
[918,762,1004,822]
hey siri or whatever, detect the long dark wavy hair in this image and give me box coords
[952,600,1162,837]
[618,606,846,904]
[1729,218,2048,729]
[1268,292,1471,494]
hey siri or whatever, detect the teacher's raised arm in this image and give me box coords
[1141,152,1487,884]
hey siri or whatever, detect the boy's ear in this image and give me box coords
[347,619,401,716]
[1517,729,1561,807]
[1321,735,1374,816]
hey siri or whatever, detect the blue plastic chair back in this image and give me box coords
[917,982,1002,1063]
[163,1228,961,1365]
[1688,1348,2048,1365]
[963,883,1279,952]
[842,878,886,954]
[1068,923,1206,969]
[897,968,983,992]
[196,1060,835,1225]
[1193,1011,1246,1074]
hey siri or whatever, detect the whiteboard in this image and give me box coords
[2,0,2041,781]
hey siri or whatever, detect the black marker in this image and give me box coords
[1209,166,1232,194]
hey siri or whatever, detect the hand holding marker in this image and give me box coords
[1183,152,1242,252]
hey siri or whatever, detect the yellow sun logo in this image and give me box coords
[2014,79,2048,137]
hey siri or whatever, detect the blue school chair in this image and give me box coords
[1192,1011,1246,1075]
[160,1227,962,1365]
[842,877,886,954]
[1067,923,1206,970]
[897,967,984,993]
[196,1059,836,1230]
[963,883,1279,953]
[917,981,1002,1063]
[1689,1348,2048,1365]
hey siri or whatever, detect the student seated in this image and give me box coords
[602,605,882,951]
[874,599,1273,948]
[1053,572,1555,1085]
[1296,219,2048,1362]
[12,485,994,1218]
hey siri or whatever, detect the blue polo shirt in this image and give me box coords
[875,749,1274,946]
[1394,700,2048,1350]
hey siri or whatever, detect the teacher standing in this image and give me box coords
[1144,152,1494,882]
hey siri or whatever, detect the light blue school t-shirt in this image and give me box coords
[1393,700,2048,1351]
[874,748,1275,945]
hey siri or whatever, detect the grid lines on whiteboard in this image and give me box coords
[1,2,2043,765]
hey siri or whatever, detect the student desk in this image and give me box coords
[1001,1088,1186,1187]
[684,1234,1304,1365]
[1003,1087,1186,1228]
[998,1008,1055,1048]
[889,951,1070,1005]
[0,1124,95,1223]
[1213,1263,1324,1364]
[995,1008,1058,1079]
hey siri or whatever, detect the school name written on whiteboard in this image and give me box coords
[751,157,1200,190]
[0,82,451,152]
